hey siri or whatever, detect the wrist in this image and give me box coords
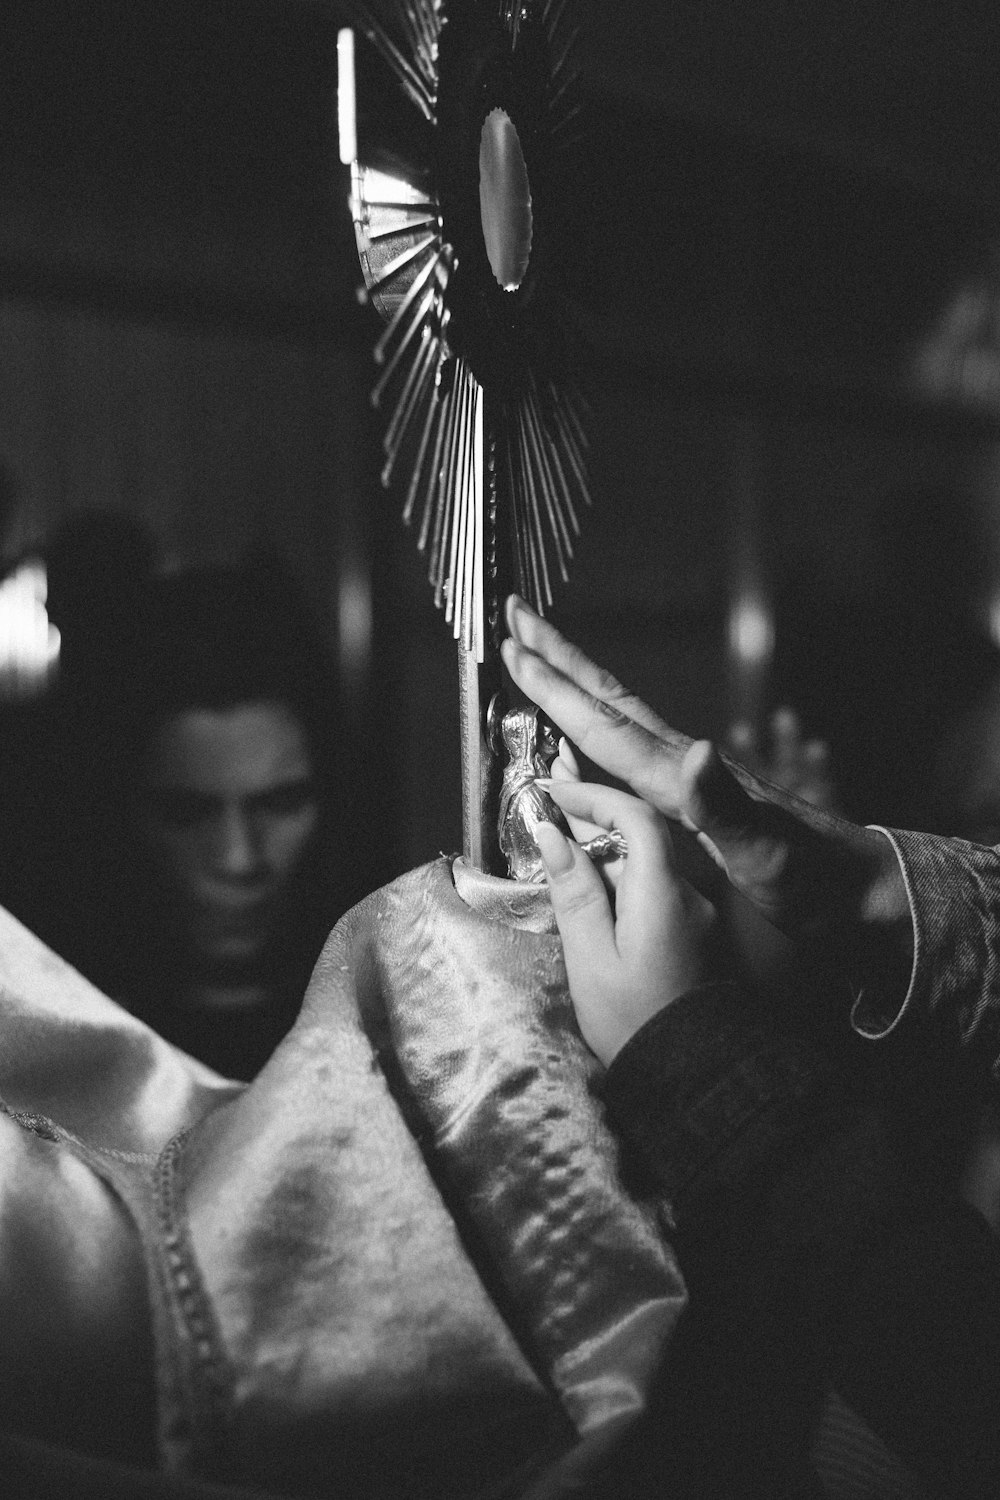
[857,825,912,949]
[846,824,914,1005]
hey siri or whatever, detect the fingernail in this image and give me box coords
[505,594,526,630]
[558,737,581,776]
[544,780,574,800]
[535,819,574,876]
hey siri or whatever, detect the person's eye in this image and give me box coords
[146,789,215,829]
[254,782,317,818]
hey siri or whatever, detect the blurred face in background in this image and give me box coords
[138,700,320,971]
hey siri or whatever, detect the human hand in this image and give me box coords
[535,782,714,1066]
[728,708,839,813]
[548,736,625,883]
[502,595,909,951]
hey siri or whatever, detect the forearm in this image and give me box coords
[603,982,1000,1498]
[601,981,916,1491]
[601,983,837,1267]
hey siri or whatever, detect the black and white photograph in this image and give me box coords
[0,3,997,1496]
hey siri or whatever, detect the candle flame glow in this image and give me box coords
[728,595,774,667]
[0,560,61,699]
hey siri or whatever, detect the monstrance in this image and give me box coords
[337,0,592,876]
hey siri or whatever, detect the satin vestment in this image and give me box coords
[0,857,686,1498]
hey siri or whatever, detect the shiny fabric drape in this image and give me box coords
[0,857,687,1497]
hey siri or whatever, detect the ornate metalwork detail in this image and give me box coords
[496,707,628,882]
[497,705,567,882]
[340,0,590,662]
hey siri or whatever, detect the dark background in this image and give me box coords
[1,0,999,894]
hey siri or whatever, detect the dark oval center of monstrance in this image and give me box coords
[479,108,533,292]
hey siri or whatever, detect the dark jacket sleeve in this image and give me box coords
[601,983,902,1492]
[602,982,1000,1499]
[603,983,837,1242]
[602,981,906,1295]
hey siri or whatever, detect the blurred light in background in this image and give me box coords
[985,593,1000,650]
[913,259,1000,415]
[337,559,372,697]
[0,560,60,700]
[728,591,775,668]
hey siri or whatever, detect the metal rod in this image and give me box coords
[468,384,485,660]
[367,215,439,242]
[548,25,580,89]
[550,99,585,137]
[542,0,572,40]
[457,371,478,648]
[348,8,435,120]
[374,240,445,366]
[547,64,580,117]
[372,276,439,407]
[546,385,591,501]
[381,329,438,486]
[522,389,573,568]
[403,325,447,527]
[527,374,580,535]
[413,372,446,555]
[431,371,463,602]
[517,401,569,582]
[417,366,451,552]
[445,367,472,625]
[505,424,539,612]
[362,199,438,212]
[367,233,437,296]
[396,1,431,84]
[513,407,554,607]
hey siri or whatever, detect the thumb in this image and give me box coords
[678,740,759,871]
[535,820,616,972]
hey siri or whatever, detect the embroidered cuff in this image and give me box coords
[852,827,1000,1080]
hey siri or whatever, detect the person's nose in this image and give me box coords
[210,806,262,878]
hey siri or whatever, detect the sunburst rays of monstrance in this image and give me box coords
[338,0,591,874]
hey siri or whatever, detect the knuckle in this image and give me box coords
[631,735,675,800]
[595,666,628,701]
[591,694,633,728]
[554,881,603,922]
